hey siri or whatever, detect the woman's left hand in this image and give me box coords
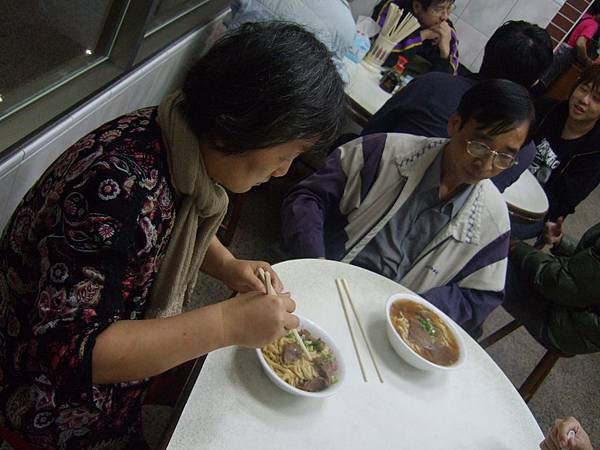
[219,258,284,293]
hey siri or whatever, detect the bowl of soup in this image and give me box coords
[385,293,466,371]
[256,314,346,398]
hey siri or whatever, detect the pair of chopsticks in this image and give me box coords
[257,268,312,361]
[335,278,383,383]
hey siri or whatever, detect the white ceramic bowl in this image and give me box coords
[256,314,345,398]
[385,293,466,371]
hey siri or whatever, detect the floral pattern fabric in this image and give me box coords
[0,108,177,449]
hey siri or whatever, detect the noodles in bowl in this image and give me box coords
[257,315,345,397]
[385,293,466,371]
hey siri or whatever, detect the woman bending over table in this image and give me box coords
[0,22,345,449]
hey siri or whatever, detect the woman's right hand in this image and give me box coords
[220,291,299,348]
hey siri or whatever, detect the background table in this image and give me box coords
[344,58,392,126]
[166,259,543,450]
[502,169,549,222]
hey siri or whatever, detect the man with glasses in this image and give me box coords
[282,80,533,334]
[362,20,553,193]
[372,0,459,74]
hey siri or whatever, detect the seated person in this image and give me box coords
[282,79,534,333]
[541,417,593,450]
[226,0,356,80]
[0,23,344,449]
[507,218,600,356]
[372,0,459,74]
[541,0,600,88]
[513,64,600,239]
[363,20,553,192]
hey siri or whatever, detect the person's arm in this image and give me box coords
[92,290,297,383]
[422,285,503,333]
[546,168,600,221]
[422,231,509,332]
[510,237,600,308]
[281,149,351,258]
[575,36,595,66]
[200,235,283,292]
[281,135,386,259]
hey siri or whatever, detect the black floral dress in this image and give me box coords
[0,108,177,449]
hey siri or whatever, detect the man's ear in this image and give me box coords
[447,112,462,137]
[412,0,423,16]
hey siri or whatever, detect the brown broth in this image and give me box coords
[390,300,460,366]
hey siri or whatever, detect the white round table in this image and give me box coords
[503,169,549,222]
[167,259,543,450]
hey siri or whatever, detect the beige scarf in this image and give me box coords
[145,91,228,319]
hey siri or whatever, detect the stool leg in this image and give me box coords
[519,350,560,403]
[479,320,522,348]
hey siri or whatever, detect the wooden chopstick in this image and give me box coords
[335,278,368,383]
[340,278,384,383]
[258,268,312,361]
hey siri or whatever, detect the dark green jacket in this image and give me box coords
[511,223,600,354]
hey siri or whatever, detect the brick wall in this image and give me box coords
[547,0,594,48]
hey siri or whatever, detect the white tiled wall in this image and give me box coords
[452,0,562,71]
[349,0,563,72]
[0,17,225,234]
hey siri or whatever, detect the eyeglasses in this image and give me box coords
[466,141,518,169]
[431,3,456,14]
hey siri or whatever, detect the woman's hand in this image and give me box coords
[220,291,299,348]
[543,217,565,248]
[540,417,593,450]
[219,258,284,293]
[201,236,283,292]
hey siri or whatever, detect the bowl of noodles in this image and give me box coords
[257,315,345,398]
[385,293,466,371]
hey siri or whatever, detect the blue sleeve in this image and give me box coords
[422,285,503,334]
[281,149,348,258]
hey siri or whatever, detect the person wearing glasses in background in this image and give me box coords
[372,0,459,74]
[282,79,533,336]
[512,64,600,240]
[362,21,553,193]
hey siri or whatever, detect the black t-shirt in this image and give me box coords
[532,98,600,219]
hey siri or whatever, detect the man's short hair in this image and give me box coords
[479,21,553,88]
[456,79,535,138]
[576,64,600,94]
[182,22,345,155]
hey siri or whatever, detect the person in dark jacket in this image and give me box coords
[362,20,553,193]
[507,218,600,356]
[372,0,459,74]
[512,64,600,239]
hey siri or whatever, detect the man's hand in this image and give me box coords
[420,28,440,44]
[543,217,565,248]
[220,291,298,348]
[218,258,284,293]
[540,417,593,450]
[429,21,452,58]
